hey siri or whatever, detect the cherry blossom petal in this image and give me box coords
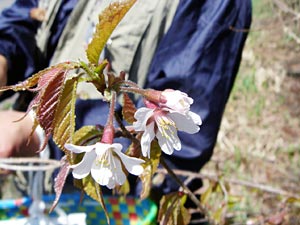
[161,90,193,114]
[65,143,95,154]
[91,153,126,189]
[110,143,123,152]
[94,142,118,155]
[156,125,181,155]
[71,151,97,179]
[90,145,128,189]
[91,166,113,186]
[168,112,201,134]
[156,133,173,155]
[133,107,154,131]
[109,155,126,186]
[140,122,155,157]
[114,149,144,175]
[188,111,202,125]
[106,178,116,189]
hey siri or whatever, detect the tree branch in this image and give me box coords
[156,168,300,199]
[160,158,215,225]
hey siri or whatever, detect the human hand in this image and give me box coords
[30,8,46,22]
[0,54,8,89]
[0,110,40,158]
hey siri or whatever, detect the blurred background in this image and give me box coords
[201,0,300,224]
[0,0,13,9]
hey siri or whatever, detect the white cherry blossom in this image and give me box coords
[64,142,144,189]
[133,107,201,157]
[159,90,194,114]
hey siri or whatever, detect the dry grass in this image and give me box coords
[201,0,300,224]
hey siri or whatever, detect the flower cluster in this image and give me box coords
[64,89,201,189]
[133,89,202,157]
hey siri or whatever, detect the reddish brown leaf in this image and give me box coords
[31,67,63,91]
[107,73,116,88]
[50,156,70,212]
[27,63,79,151]
[36,69,68,143]
[0,62,78,93]
[122,93,137,124]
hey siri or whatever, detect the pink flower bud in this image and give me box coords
[143,89,167,105]
[143,99,159,109]
[101,124,115,144]
[160,90,193,114]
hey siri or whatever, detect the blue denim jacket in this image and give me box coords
[144,0,252,193]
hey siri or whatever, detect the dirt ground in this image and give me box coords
[201,1,300,224]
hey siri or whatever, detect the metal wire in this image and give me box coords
[0,157,61,171]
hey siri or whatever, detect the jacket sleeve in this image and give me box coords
[0,0,40,91]
[143,0,252,193]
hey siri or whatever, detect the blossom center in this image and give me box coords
[179,98,188,109]
[156,116,177,139]
[95,154,110,167]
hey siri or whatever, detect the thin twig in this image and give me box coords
[219,180,229,203]
[273,0,300,17]
[273,0,300,44]
[160,158,215,225]
[157,168,300,199]
[114,112,139,145]
[283,26,300,44]
[119,86,144,95]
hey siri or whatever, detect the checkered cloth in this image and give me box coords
[0,194,157,225]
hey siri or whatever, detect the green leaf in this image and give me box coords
[227,195,242,209]
[139,141,161,199]
[158,194,176,225]
[158,192,191,225]
[176,194,190,225]
[79,60,107,94]
[201,183,213,205]
[73,125,103,146]
[115,179,130,196]
[52,78,78,158]
[82,175,101,203]
[122,93,137,124]
[86,0,136,64]
[212,206,225,225]
[285,197,300,204]
[94,181,110,225]
[81,175,110,225]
